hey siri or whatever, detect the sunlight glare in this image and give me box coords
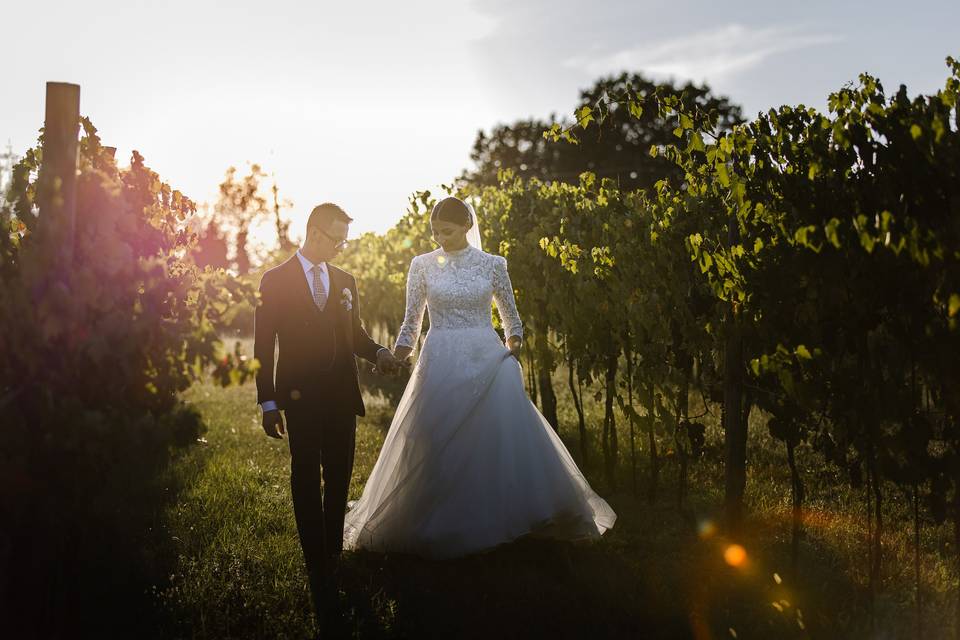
[723,544,747,567]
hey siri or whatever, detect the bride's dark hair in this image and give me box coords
[430,197,473,228]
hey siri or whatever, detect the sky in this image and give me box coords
[2,0,957,247]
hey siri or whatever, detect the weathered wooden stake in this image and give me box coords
[38,82,80,264]
[723,216,747,534]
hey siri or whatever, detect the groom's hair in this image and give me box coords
[307,203,353,232]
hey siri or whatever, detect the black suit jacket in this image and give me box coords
[254,255,384,416]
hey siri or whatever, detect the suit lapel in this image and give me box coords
[284,255,319,314]
[285,254,349,327]
[327,266,346,322]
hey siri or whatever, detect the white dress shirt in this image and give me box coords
[296,249,329,303]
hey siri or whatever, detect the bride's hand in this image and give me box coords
[506,336,522,360]
[393,345,414,373]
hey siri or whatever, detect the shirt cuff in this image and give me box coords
[260,400,279,412]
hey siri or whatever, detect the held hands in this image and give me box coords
[375,348,405,376]
[393,345,414,372]
[262,409,285,439]
[374,346,413,376]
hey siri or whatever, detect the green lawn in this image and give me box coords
[152,369,958,639]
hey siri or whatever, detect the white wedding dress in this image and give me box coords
[343,245,616,559]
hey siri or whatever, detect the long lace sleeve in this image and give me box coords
[395,256,427,350]
[491,255,523,340]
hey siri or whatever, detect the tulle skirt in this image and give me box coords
[343,326,616,559]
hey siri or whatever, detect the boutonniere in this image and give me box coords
[340,287,353,311]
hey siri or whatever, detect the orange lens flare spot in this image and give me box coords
[724,544,747,567]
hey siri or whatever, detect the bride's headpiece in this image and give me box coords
[431,196,482,250]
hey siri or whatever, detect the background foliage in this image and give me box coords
[0,119,257,636]
[339,62,960,635]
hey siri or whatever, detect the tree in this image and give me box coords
[215,164,269,275]
[191,219,230,270]
[0,142,17,198]
[461,74,743,192]
[270,173,296,253]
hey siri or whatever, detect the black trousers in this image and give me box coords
[284,405,356,601]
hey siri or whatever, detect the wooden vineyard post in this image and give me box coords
[38,82,80,265]
[723,217,746,534]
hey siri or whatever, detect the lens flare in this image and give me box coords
[697,519,716,539]
[724,544,747,567]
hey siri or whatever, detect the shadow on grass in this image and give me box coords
[157,378,952,639]
[1,404,208,640]
[336,535,692,640]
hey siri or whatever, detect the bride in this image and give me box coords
[343,196,616,559]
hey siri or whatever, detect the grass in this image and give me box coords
[149,365,959,639]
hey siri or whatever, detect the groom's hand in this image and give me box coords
[262,409,285,439]
[376,348,401,375]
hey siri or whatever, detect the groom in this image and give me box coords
[254,202,401,617]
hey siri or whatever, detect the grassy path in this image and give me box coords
[152,377,956,639]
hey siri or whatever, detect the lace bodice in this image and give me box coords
[395,245,523,350]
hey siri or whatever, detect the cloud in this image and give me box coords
[565,23,842,83]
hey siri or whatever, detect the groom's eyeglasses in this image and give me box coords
[319,229,349,250]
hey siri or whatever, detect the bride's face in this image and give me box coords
[431,220,469,249]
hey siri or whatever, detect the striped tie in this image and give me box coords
[312,264,327,310]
